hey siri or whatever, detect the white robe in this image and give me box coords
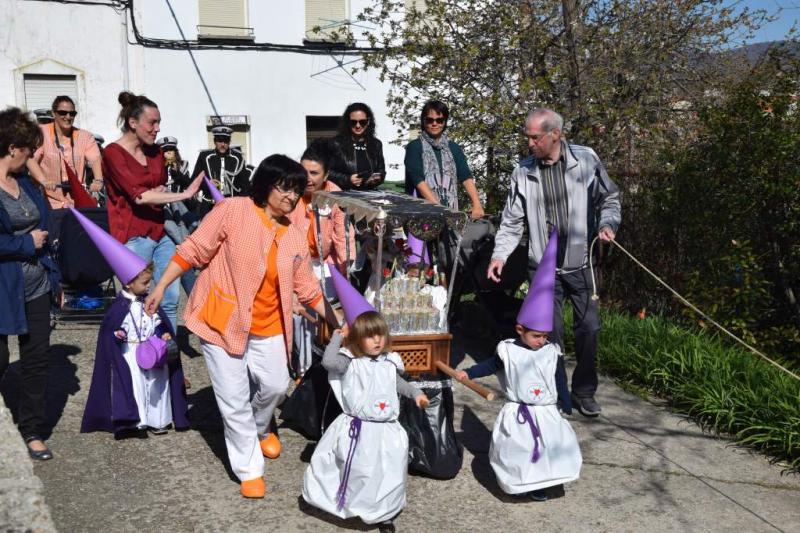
[489,340,582,494]
[119,291,173,430]
[303,350,408,524]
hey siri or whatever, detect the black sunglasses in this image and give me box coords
[55,110,78,118]
[425,117,446,125]
[350,119,369,128]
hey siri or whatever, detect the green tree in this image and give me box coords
[355,0,765,208]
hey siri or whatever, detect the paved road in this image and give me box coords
[5,311,798,532]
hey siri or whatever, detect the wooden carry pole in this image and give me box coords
[434,361,495,401]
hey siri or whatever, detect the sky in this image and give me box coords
[734,0,800,43]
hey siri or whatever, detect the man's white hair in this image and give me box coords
[525,108,564,132]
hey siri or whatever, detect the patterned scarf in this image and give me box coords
[420,131,458,210]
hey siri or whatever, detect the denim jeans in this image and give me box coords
[125,235,179,332]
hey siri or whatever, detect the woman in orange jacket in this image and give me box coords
[289,139,355,375]
[146,154,334,499]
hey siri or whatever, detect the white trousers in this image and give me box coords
[202,334,289,481]
[121,343,172,430]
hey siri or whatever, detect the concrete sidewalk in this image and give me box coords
[2,322,798,532]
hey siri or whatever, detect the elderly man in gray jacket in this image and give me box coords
[488,108,621,416]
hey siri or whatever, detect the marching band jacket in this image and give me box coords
[191,148,250,217]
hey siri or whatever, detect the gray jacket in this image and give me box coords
[492,142,621,271]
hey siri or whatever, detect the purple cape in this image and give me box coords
[80,293,189,434]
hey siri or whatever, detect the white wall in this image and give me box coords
[0,0,406,180]
[137,0,405,178]
[0,0,130,144]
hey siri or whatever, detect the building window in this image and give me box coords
[23,74,78,114]
[198,0,254,40]
[206,115,251,162]
[305,0,348,43]
[306,115,340,144]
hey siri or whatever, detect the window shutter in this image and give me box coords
[198,0,251,39]
[305,0,347,42]
[23,74,78,112]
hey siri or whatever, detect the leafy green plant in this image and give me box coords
[573,309,800,471]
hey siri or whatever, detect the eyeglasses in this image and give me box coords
[527,130,553,143]
[424,116,446,125]
[213,137,230,143]
[55,110,78,118]
[274,185,301,198]
[350,119,370,128]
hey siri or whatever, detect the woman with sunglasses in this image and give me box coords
[328,102,386,191]
[404,100,483,219]
[26,96,104,208]
[145,154,337,499]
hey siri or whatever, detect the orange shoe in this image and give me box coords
[240,477,266,498]
[260,433,281,459]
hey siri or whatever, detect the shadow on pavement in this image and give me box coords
[186,385,238,483]
[296,495,373,531]
[0,343,81,440]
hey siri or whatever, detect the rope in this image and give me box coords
[588,237,800,382]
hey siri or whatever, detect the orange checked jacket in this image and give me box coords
[175,197,322,357]
[287,180,355,269]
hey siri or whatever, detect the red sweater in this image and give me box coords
[102,143,167,244]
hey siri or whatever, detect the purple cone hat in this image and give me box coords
[406,232,430,266]
[204,176,225,202]
[329,267,375,327]
[69,208,148,285]
[517,228,558,332]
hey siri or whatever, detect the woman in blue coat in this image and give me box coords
[0,107,61,460]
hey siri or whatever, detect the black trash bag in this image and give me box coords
[279,360,341,441]
[399,375,463,479]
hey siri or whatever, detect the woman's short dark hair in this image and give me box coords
[51,95,75,112]
[301,139,335,174]
[420,100,450,130]
[0,107,43,157]
[117,91,158,132]
[338,102,376,139]
[250,154,308,208]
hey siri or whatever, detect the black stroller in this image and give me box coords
[50,207,116,326]
[449,216,529,339]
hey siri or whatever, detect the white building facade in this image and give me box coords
[0,0,406,179]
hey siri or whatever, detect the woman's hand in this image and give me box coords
[30,229,48,249]
[144,285,165,316]
[181,172,205,200]
[470,204,485,220]
[114,329,127,340]
[89,181,104,193]
[350,174,363,187]
[455,370,468,382]
[415,394,430,409]
[161,332,172,341]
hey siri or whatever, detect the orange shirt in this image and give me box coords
[250,211,289,336]
[298,198,319,258]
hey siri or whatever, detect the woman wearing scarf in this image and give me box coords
[404,100,484,274]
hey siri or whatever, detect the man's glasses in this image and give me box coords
[424,117,446,125]
[55,110,78,118]
[213,137,230,143]
[350,119,369,128]
[527,130,552,143]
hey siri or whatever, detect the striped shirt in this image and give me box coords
[539,150,569,267]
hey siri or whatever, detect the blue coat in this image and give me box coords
[0,175,61,335]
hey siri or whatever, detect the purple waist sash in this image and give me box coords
[336,416,363,510]
[516,403,543,463]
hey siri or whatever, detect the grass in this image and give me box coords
[565,309,800,472]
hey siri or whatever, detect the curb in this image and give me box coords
[0,400,56,532]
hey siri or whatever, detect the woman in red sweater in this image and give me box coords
[103,92,203,332]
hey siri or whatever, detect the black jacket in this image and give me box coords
[328,136,386,191]
[191,148,250,216]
